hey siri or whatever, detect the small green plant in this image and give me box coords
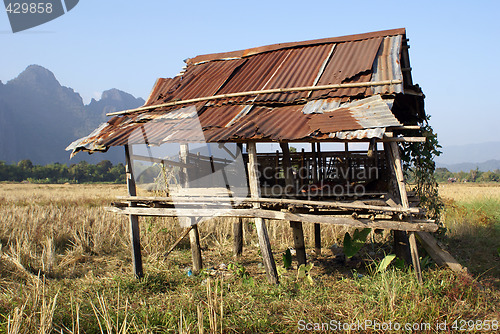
[227,263,254,286]
[343,228,371,258]
[282,249,292,269]
[297,263,314,284]
[376,254,396,273]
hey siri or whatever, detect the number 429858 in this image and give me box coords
[5,2,53,14]
[451,319,498,331]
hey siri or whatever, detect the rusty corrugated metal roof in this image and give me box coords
[187,28,405,65]
[310,37,383,99]
[67,28,420,156]
[371,35,404,94]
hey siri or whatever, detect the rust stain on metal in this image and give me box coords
[187,28,405,65]
[66,28,417,156]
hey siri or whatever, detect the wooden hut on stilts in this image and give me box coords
[67,28,464,284]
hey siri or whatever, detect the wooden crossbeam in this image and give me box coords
[115,196,424,215]
[106,207,438,233]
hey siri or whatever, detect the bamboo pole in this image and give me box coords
[107,80,403,116]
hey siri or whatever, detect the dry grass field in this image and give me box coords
[439,183,500,202]
[0,182,498,333]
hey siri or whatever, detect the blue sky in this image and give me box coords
[1,0,499,147]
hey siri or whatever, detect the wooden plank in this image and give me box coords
[248,142,279,284]
[384,137,426,143]
[130,154,189,168]
[416,232,467,274]
[125,145,143,279]
[387,125,422,130]
[107,207,439,232]
[290,221,307,266]
[116,195,423,215]
[233,218,243,257]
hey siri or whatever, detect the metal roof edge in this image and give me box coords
[186,28,406,65]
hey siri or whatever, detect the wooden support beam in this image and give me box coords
[408,231,423,283]
[389,142,422,284]
[107,207,439,232]
[248,142,279,284]
[116,195,424,215]
[416,232,467,274]
[180,143,203,274]
[290,221,307,266]
[281,142,307,265]
[189,222,203,274]
[125,145,143,279]
[393,231,412,265]
[130,154,189,168]
[314,223,322,256]
[314,143,322,255]
[233,218,243,257]
[280,142,295,195]
[384,137,426,143]
[164,227,193,258]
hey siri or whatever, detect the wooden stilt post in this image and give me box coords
[233,143,245,257]
[279,142,295,196]
[189,220,203,274]
[180,144,203,274]
[384,143,412,264]
[290,221,307,266]
[314,224,322,256]
[311,143,322,256]
[280,142,307,266]
[233,218,243,257]
[124,145,143,279]
[389,142,422,284]
[247,142,279,284]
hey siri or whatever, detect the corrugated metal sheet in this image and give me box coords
[254,44,333,103]
[203,105,311,142]
[311,37,383,99]
[187,28,405,65]
[372,35,403,94]
[301,98,341,114]
[307,96,400,134]
[215,49,292,104]
[67,28,417,156]
[331,127,386,140]
[167,59,246,101]
[144,77,181,106]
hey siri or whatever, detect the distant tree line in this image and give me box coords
[434,167,500,183]
[0,160,125,184]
